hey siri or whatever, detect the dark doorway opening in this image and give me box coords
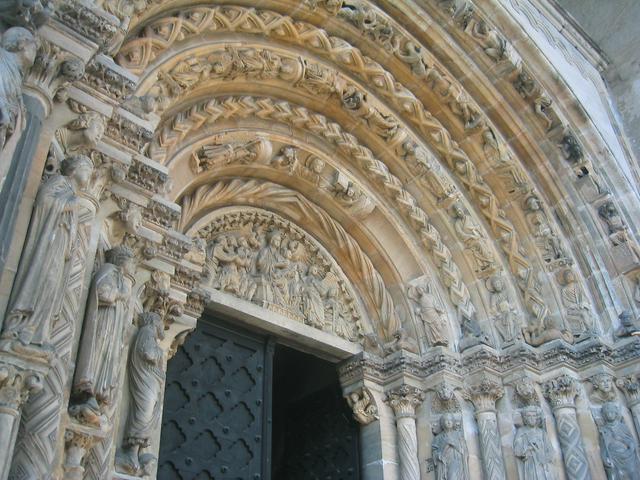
[271,345,360,480]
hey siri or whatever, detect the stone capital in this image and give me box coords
[463,378,504,413]
[542,374,579,410]
[345,387,379,425]
[0,356,45,413]
[385,385,425,418]
[616,375,640,407]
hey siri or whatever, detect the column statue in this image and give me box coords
[513,406,555,480]
[1,154,93,357]
[0,26,37,152]
[598,402,640,480]
[432,413,470,480]
[116,312,165,476]
[69,245,136,426]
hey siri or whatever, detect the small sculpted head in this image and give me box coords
[522,406,542,428]
[1,27,37,73]
[61,154,93,190]
[440,413,456,432]
[107,245,136,277]
[601,402,621,424]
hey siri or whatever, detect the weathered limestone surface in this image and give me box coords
[0,0,638,479]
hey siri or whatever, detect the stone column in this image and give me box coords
[463,378,506,480]
[0,95,45,277]
[542,374,592,480]
[386,385,425,480]
[616,374,640,435]
[0,354,45,480]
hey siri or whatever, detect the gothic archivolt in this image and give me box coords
[0,0,639,479]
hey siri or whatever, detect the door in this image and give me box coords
[158,320,272,480]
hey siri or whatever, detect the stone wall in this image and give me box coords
[0,1,638,479]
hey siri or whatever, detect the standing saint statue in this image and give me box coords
[301,264,326,329]
[1,154,93,357]
[253,229,289,306]
[116,312,165,476]
[408,284,449,346]
[432,413,470,480]
[559,268,594,339]
[598,402,640,480]
[0,26,37,152]
[70,245,136,426]
[513,406,555,480]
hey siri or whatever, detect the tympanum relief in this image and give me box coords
[197,209,363,343]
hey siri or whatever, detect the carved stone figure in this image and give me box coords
[1,155,93,357]
[0,0,53,29]
[55,112,105,155]
[116,312,165,476]
[459,312,493,351]
[432,413,470,480]
[616,311,640,338]
[407,283,449,346]
[597,402,640,480]
[70,246,136,426]
[589,373,617,402]
[514,406,555,480]
[525,195,565,263]
[559,268,593,339]
[346,388,379,425]
[0,27,37,151]
[192,138,272,173]
[452,203,496,272]
[254,229,290,306]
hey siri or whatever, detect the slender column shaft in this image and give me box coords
[475,410,506,480]
[0,95,45,277]
[386,385,424,480]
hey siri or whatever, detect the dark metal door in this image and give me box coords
[280,385,360,480]
[158,320,271,480]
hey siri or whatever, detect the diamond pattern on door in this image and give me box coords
[158,322,266,480]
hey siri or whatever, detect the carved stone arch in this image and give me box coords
[131,39,582,336]
[117,4,584,284]
[179,178,405,346]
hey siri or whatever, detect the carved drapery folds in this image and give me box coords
[0,154,94,358]
[195,208,365,343]
[514,406,555,480]
[432,412,470,480]
[346,387,379,425]
[115,312,165,477]
[596,401,640,480]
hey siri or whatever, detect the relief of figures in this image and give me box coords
[514,406,555,480]
[432,413,470,480]
[452,203,496,273]
[204,221,361,342]
[70,245,136,427]
[597,402,640,480]
[0,155,94,358]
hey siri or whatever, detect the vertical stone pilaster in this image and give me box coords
[464,378,506,480]
[0,355,45,480]
[542,374,592,480]
[616,375,640,435]
[386,385,425,480]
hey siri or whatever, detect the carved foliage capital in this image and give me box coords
[542,374,579,410]
[463,378,504,413]
[616,375,640,406]
[386,385,425,418]
[0,364,43,411]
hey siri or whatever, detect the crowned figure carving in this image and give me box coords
[69,245,136,427]
[1,154,93,358]
[432,413,470,480]
[597,402,640,480]
[0,26,37,153]
[514,406,556,480]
